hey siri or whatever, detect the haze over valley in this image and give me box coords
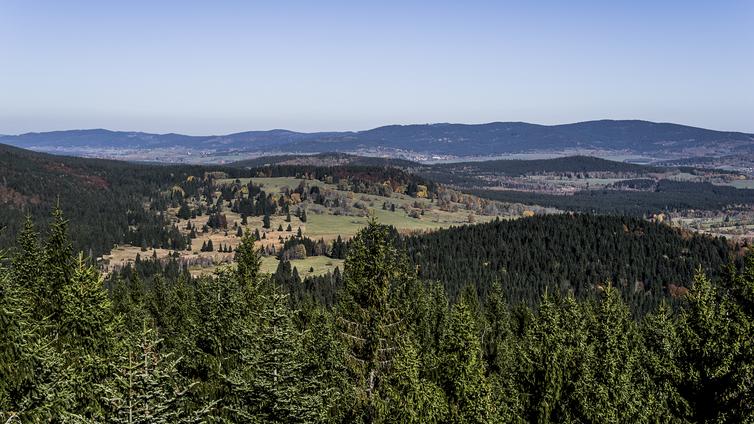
[4,119,754,171]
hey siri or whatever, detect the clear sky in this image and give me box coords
[1,0,752,135]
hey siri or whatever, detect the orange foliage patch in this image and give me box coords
[0,186,40,207]
[43,162,110,189]
[667,283,689,298]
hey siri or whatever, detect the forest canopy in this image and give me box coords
[1,209,753,422]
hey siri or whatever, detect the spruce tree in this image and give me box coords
[483,281,523,421]
[103,321,211,423]
[191,269,259,421]
[112,267,147,334]
[247,287,317,422]
[299,308,350,423]
[641,301,688,420]
[725,256,754,421]
[155,274,198,359]
[679,269,752,422]
[42,206,74,322]
[1,251,70,421]
[576,285,647,423]
[381,337,448,423]
[410,282,448,383]
[11,216,45,318]
[438,297,493,423]
[519,292,587,423]
[58,254,121,419]
[235,230,262,289]
[336,219,413,421]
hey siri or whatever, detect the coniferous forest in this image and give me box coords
[2,208,753,423]
[4,2,754,422]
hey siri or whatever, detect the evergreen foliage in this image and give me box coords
[2,208,754,422]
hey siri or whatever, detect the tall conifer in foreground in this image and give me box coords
[58,253,122,420]
[11,216,44,316]
[0,250,69,422]
[576,285,647,423]
[640,301,688,421]
[43,205,74,323]
[679,269,754,422]
[380,337,448,423]
[103,321,211,423]
[439,297,494,424]
[247,287,318,423]
[336,219,413,422]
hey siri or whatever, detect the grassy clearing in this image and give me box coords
[528,175,629,188]
[728,179,754,189]
[260,255,344,278]
[109,176,509,276]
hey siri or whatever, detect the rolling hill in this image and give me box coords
[0,143,219,256]
[2,120,752,161]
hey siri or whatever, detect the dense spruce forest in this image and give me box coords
[2,208,753,422]
[403,215,736,314]
[420,155,660,186]
[0,143,208,256]
[277,214,737,317]
[471,179,754,215]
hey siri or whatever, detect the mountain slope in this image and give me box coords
[0,143,215,256]
[228,152,421,168]
[432,155,661,176]
[2,120,752,160]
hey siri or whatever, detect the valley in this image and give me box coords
[6,3,754,420]
[4,120,754,170]
[101,175,509,278]
[3,143,754,280]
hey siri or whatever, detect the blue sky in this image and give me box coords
[1,0,752,134]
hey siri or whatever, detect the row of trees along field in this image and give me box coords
[2,209,753,422]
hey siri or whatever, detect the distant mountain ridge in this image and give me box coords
[2,120,753,160]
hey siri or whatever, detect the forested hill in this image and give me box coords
[229,152,421,168]
[403,214,736,315]
[4,119,753,157]
[418,155,662,186]
[432,155,659,176]
[0,143,213,255]
[233,153,656,176]
[0,144,442,256]
[471,180,754,216]
[351,120,754,155]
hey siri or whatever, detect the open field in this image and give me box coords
[260,256,345,277]
[104,176,510,276]
[727,179,754,189]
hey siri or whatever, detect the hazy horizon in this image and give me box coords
[2,118,754,138]
[2,0,752,135]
